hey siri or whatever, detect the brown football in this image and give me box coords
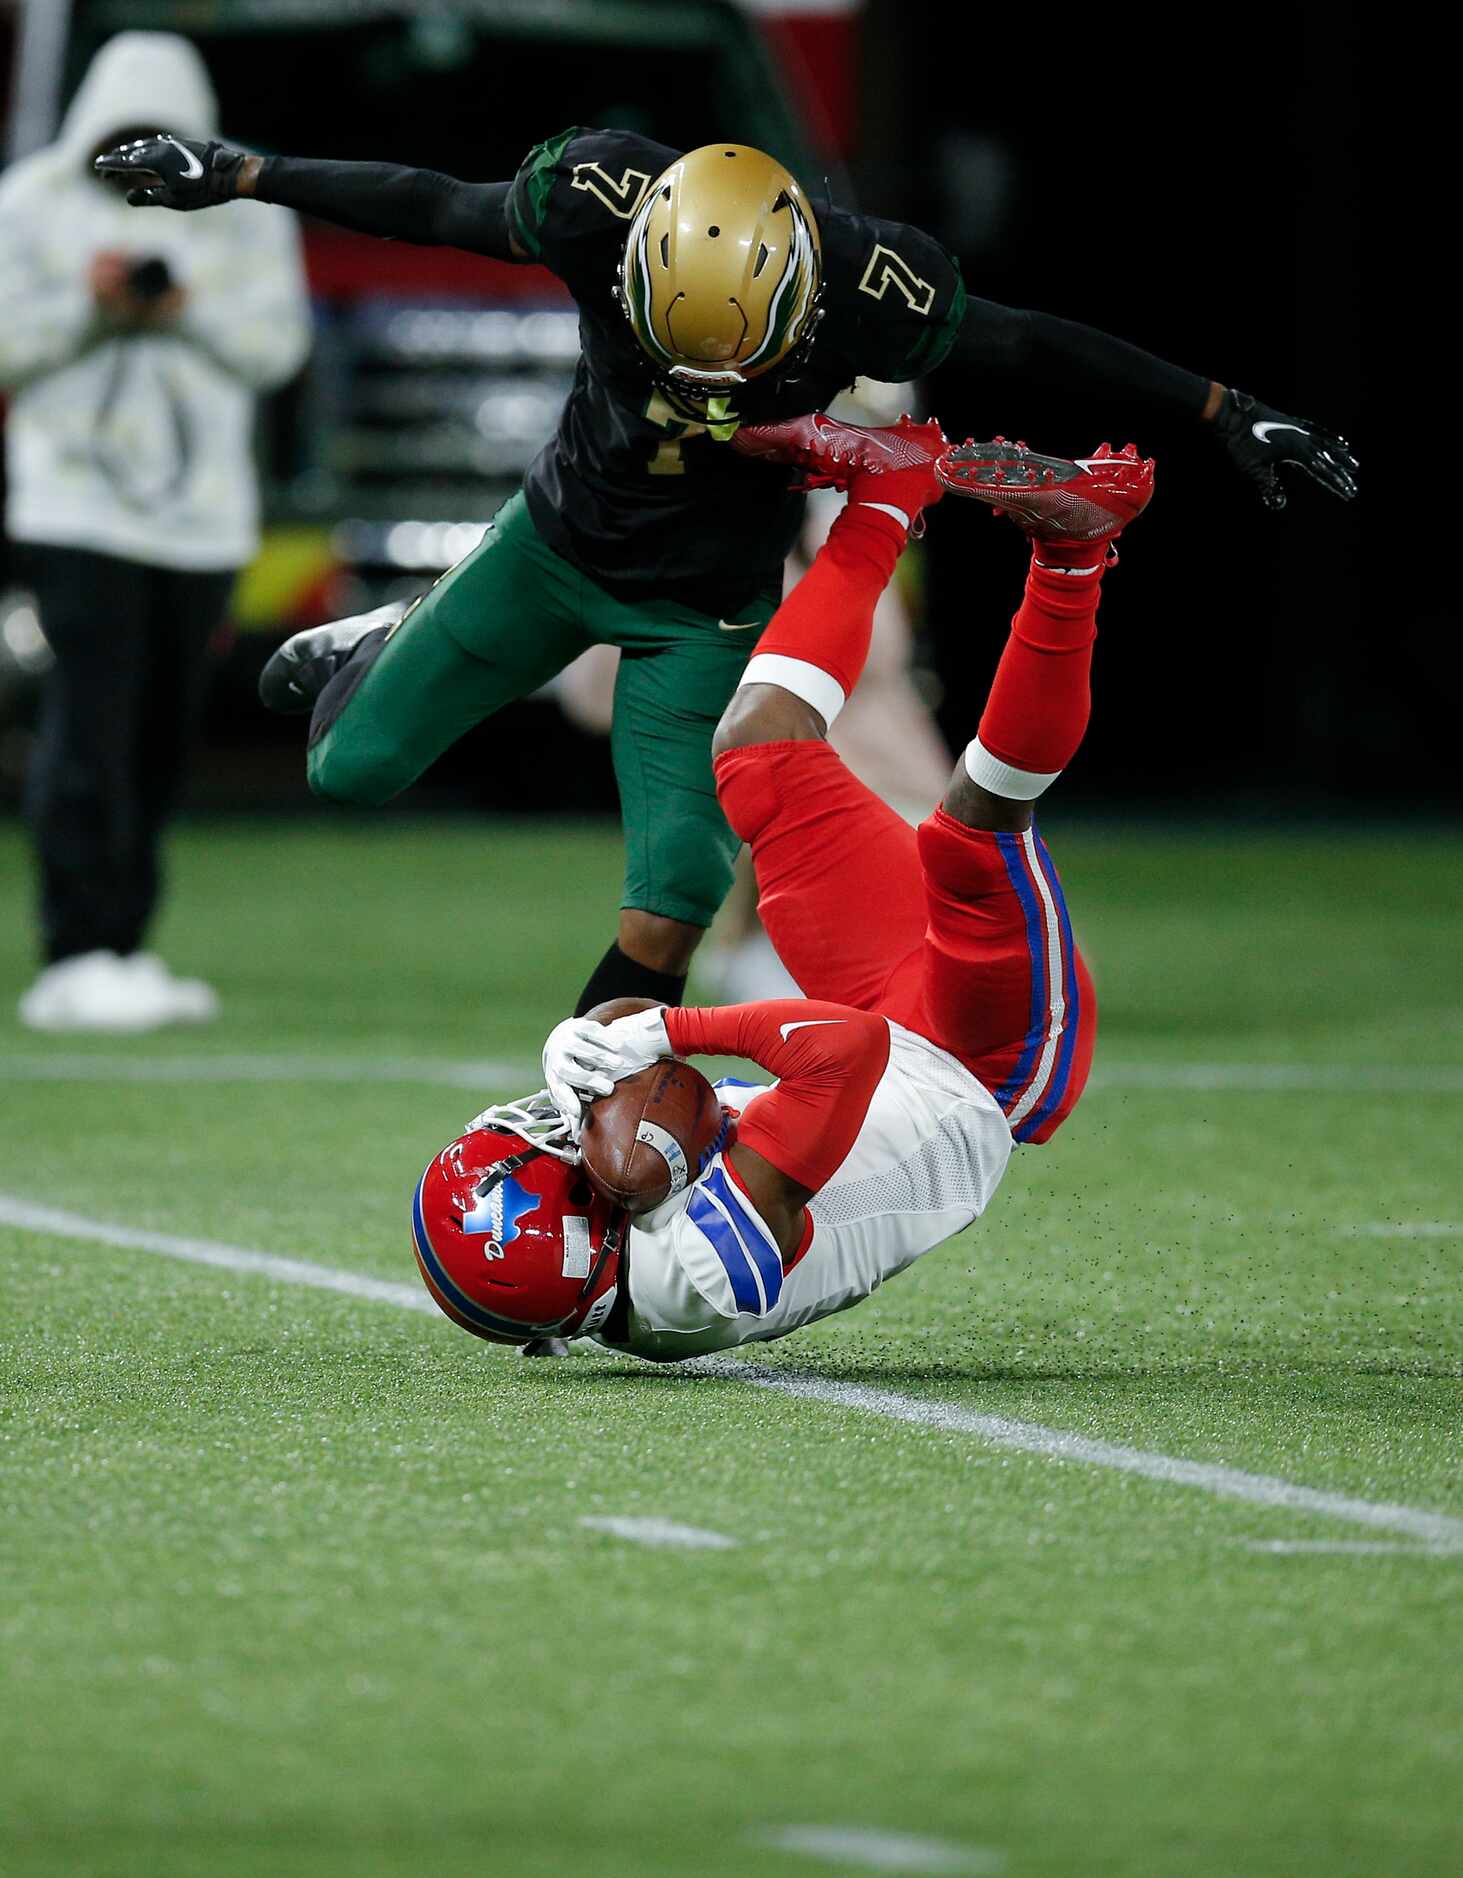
[579,1056,725,1215]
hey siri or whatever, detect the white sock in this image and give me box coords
[738,653,847,729]
[963,734,1060,801]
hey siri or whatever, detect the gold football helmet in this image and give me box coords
[618,143,823,406]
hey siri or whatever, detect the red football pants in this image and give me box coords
[713,740,1096,1144]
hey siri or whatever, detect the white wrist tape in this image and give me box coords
[963,734,1061,801]
[739,653,847,730]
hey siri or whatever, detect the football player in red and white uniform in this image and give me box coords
[412,415,1151,1358]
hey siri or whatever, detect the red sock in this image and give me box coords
[975,543,1106,780]
[748,502,905,706]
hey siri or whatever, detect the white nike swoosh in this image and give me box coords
[1251,421,1306,444]
[779,1018,845,1041]
[164,135,204,181]
[718,619,761,631]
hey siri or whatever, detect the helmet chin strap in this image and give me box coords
[579,1210,623,1304]
[472,1144,545,1195]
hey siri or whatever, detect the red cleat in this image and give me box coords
[934,438,1155,543]
[732,411,950,533]
[732,410,948,485]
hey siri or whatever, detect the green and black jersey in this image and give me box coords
[257,125,1209,618]
[505,127,965,616]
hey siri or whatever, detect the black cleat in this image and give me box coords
[258,601,408,715]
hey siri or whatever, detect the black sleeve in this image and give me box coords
[254,154,517,259]
[955,297,1212,419]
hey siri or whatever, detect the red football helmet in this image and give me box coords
[412,1097,624,1345]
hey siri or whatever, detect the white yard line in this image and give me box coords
[1344,1222,1462,1239]
[756,1826,1005,1874]
[0,1195,436,1316]
[1241,1540,1460,1557]
[704,1365,1463,1550]
[4,1191,1462,1552]
[5,1053,1463,1096]
[579,1516,736,1550]
[1091,1063,1463,1094]
[0,1053,522,1088]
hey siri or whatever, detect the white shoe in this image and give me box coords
[124,953,221,1024]
[257,601,408,714]
[17,950,176,1033]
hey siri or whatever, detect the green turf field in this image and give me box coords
[2,816,1459,1878]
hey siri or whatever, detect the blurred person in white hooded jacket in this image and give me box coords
[0,32,310,1031]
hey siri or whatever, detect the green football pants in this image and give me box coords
[306,492,776,928]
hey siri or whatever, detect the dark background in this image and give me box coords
[1,2,1384,817]
[864,6,1371,810]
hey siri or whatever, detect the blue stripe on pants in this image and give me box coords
[1015,832,1081,1142]
[992,830,1048,1111]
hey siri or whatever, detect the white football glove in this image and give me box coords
[541,1007,672,1134]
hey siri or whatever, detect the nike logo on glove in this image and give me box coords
[718,619,761,632]
[1251,421,1307,444]
[779,1019,845,1041]
[163,135,204,180]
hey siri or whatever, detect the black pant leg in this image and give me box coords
[121,565,233,954]
[23,547,153,964]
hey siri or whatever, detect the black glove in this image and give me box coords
[1211,387,1358,511]
[93,134,247,210]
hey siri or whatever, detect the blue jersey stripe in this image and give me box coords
[992,830,1048,1110]
[701,1165,784,1310]
[685,1185,763,1312]
[1015,833,1081,1141]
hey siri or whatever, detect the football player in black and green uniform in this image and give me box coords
[97,127,1357,1015]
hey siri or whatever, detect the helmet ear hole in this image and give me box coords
[569,1178,594,1208]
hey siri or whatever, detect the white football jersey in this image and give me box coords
[594,1021,1013,1361]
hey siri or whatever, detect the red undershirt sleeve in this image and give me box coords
[664,1000,890,1193]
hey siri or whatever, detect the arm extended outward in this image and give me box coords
[955,296,1358,511]
[93,136,523,261]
